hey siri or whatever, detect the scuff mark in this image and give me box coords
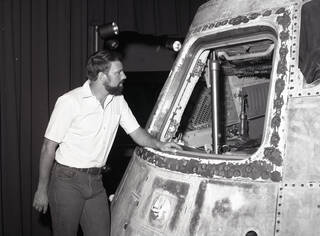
[189,181,206,235]
[212,198,232,218]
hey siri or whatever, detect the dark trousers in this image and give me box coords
[48,163,110,236]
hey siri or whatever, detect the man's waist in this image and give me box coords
[55,147,110,168]
[55,162,110,175]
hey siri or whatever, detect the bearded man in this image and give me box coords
[32,50,180,236]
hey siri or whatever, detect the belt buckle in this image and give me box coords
[87,167,100,175]
[101,165,111,174]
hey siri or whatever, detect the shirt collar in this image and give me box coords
[81,80,94,98]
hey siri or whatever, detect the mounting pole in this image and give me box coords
[209,51,221,154]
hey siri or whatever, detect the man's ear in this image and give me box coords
[98,72,107,81]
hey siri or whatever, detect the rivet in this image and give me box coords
[123,223,128,230]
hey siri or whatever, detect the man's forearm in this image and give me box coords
[130,128,160,149]
[36,139,57,191]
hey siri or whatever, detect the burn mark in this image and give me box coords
[274,96,284,109]
[277,46,288,74]
[209,23,215,29]
[277,11,291,29]
[271,131,280,147]
[229,15,250,25]
[190,7,284,36]
[271,170,281,182]
[212,198,232,218]
[264,147,283,167]
[262,9,291,172]
[263,10,272,16]
[151,177,189,231]
[215,20,228,27]
[189,6,293,44]
[201,24,209,32]
[189,181,206,235]
[248,12,261,20]
[275,77,286,96]
[275,7,286,15]
[280,31,289,41]
[137,147,280,182]
[271,114,281,129]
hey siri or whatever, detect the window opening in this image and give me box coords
[176,38,274,156]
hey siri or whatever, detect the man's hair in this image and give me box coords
[86,50,122,81]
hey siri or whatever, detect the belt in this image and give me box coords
[55,162,110,175]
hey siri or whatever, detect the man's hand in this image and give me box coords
[130,127,183,153]
[157,141,182,153]
[33,189,49,214]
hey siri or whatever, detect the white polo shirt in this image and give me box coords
[45,80,140,168]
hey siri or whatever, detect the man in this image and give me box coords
[32,50,181,236]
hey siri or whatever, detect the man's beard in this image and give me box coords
[104,83,123,95]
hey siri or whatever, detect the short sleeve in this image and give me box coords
[119,98,140,134]
[44,95,76,143]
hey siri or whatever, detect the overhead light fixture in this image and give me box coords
[93,22,119,52]
[165,39,182,52]
[98,22,119,39]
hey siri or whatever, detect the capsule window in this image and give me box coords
[172,35,275,156]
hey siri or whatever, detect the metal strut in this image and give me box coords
[209,51,221,154]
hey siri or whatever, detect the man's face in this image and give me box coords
[103,61,126,95]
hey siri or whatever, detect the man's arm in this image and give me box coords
[129,127,182,152]
[33,138,58,214]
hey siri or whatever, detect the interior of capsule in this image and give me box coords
[174,38,275,156]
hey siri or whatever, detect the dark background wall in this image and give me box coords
[0,0,206,235]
